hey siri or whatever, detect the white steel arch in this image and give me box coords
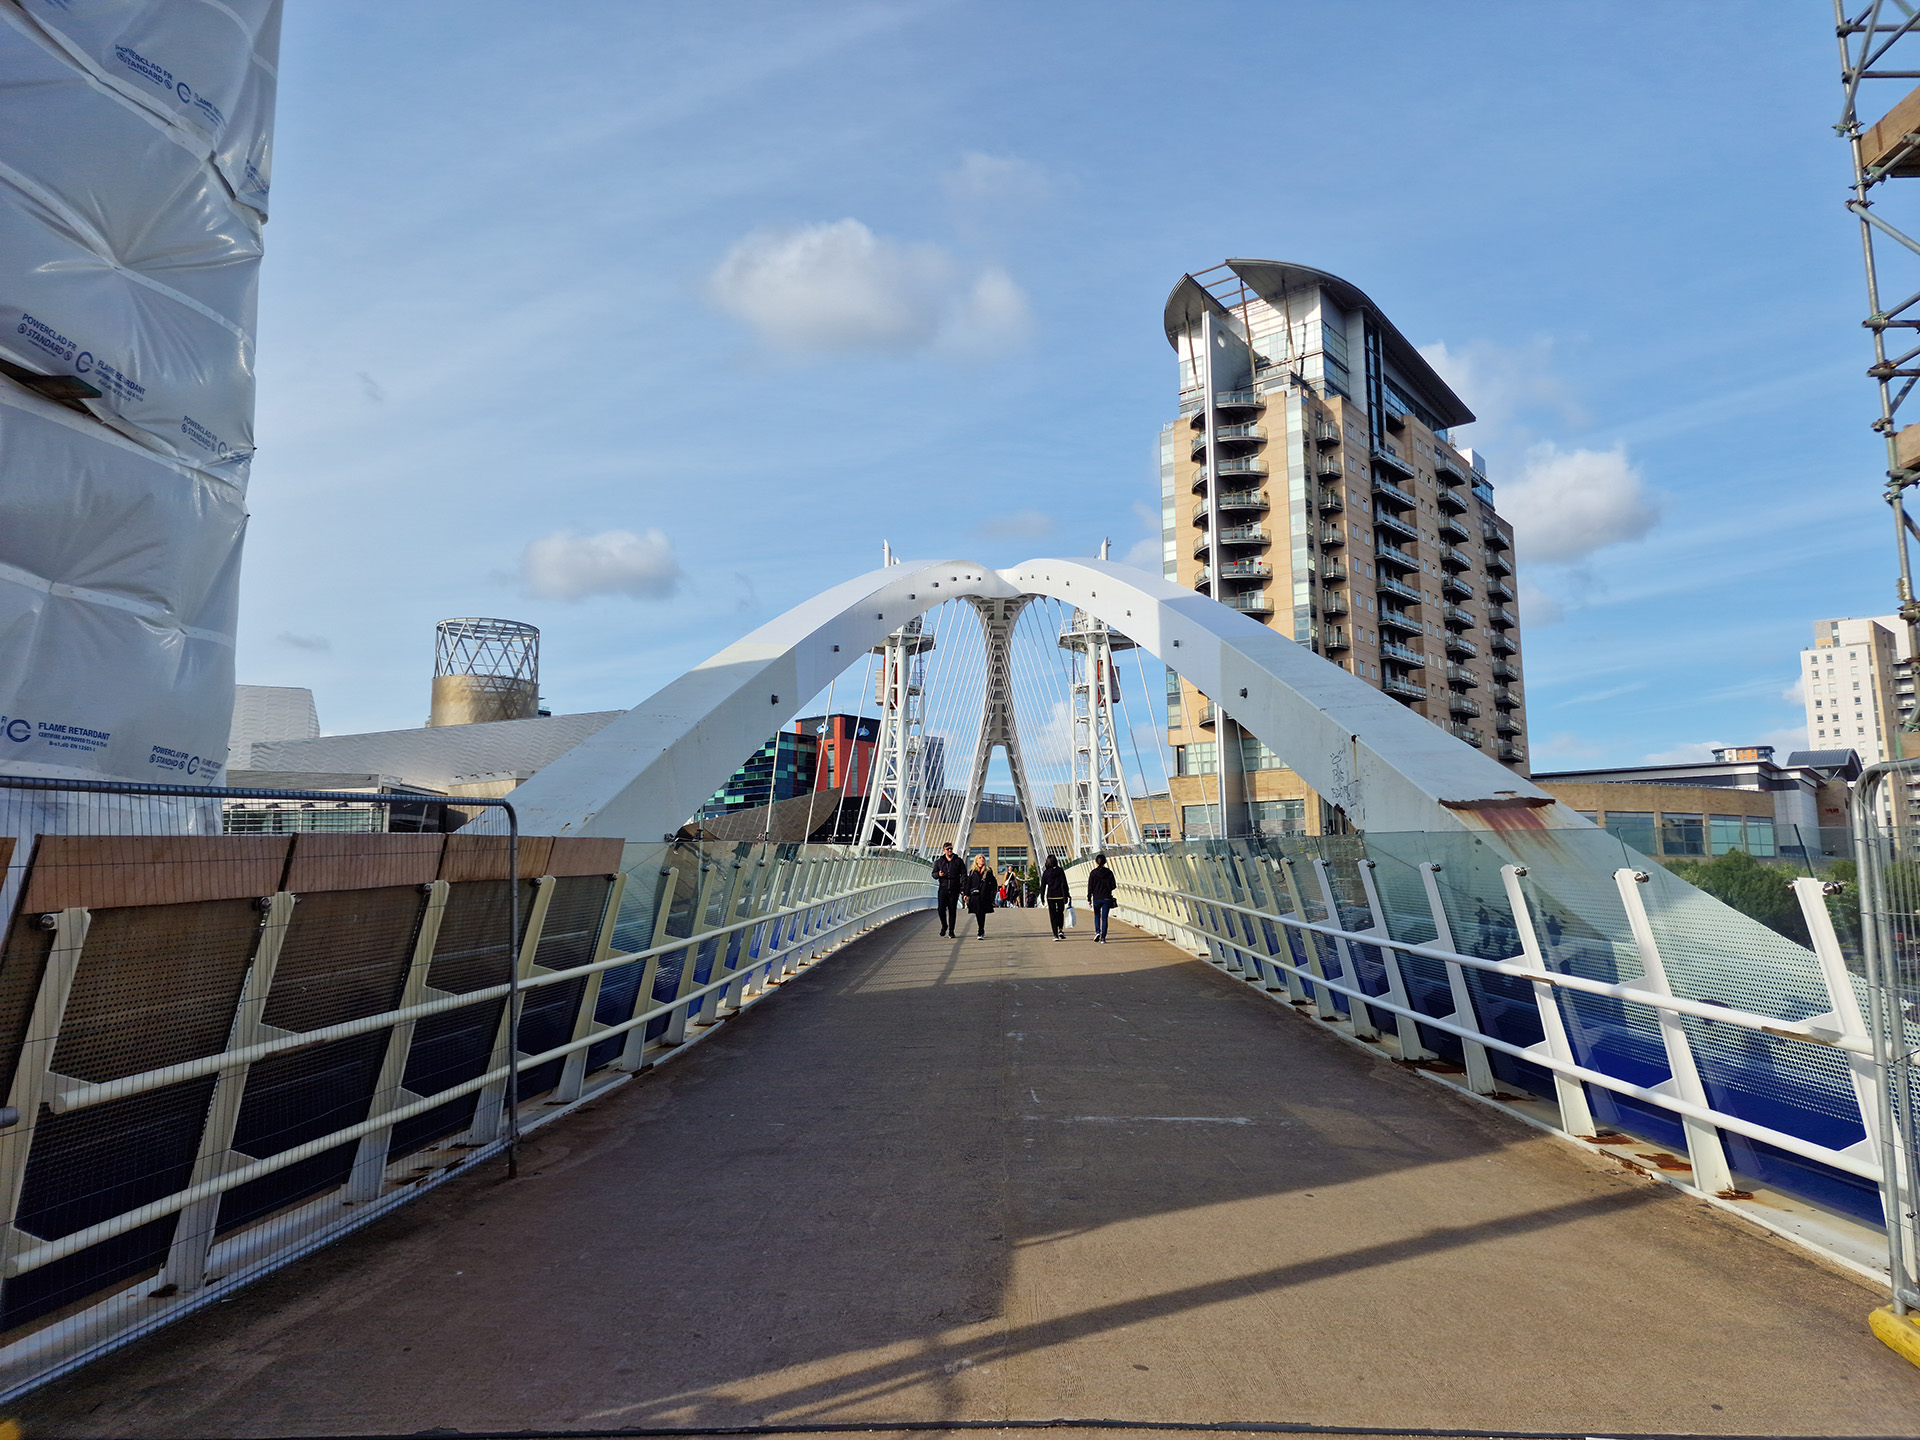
[509,558,1587,842]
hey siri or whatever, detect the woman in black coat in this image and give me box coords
[1040,854,1070,940]
[963,854,998,939]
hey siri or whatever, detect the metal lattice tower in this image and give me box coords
[857,615,935,850]
[429,617,539,727]
[1058,607,1142,856]
[953,597,1046,863]
[1837,3,1920,679]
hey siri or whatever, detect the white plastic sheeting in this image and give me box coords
[0,0,278,787]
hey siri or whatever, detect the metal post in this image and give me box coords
[1500,865,1596,1137]
[347,879,451,1200]
[1355,859,1435,1059]
[1312,858,1377,1040]
[1417,863,1497,1094]
[1614,869,1735,1195]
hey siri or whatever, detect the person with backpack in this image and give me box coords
[963,853,998,939]
[1086,852,1118,943]
[1040,854,1070,940]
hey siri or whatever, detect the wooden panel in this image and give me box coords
[438,834,553,882]
[21,836,292,913]
[1864,83,1920,177]
[284,833,445,894]
[546,837,625,877]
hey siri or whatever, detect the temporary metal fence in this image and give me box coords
[0,775,933,1401]
[1855,759,1920,1324]
[1097,828,1898,1269]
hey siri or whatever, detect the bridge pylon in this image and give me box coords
[858,616,935,851]
[1059,607,1141,856]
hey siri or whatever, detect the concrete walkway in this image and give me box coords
[18,907,1920,1438]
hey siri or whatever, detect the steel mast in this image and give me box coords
[1058,604,1142,856]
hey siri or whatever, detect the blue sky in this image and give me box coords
[240,1,1889,771]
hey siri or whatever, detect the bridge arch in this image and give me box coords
[509,557,1582,842]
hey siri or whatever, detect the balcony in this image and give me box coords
[1492,684,1521,708]
[1382,675,1427,702]
[1449,722,1484,747]
[1196,703,1216,727]
[1438,544,1473,571]
[1375,543,1421,576]
[1487,578,1515,603]
[1372,475,1417,509]
[1322,626,1350,651]
[1216,559,1272,579]
[1225,593,1274,616]
[1439,516,1471,544]
[1491,659,1518,682]
[1443,605,1476,630]
[1442,574,1474,602]
[1446,664,1479,690]
[1193,524,1270,558]
[1218,491,1270,514]
[1497,741,1525,763]
[1382,399,1409,430]
[1216,456,1268,478]
[1373,508,1420,543]
[1372,445,1415,479]
[1314,451,1344,478]
[1482,525,1511,551]
[1320,523,1346,548]
[1317,487,1344,513]
[1321,590,1349,617]
[1449,694,1482,719]
[1490,633,1517,657]
[1321,560,1347,582]
[1215,390,1265,410]
[1488,606,1518,630]
[1446,633,1478,660]
[1313,420,1341,446]
[1381,641,1427,668]
[1434,453,1468,485]
[1378,604,1423,635]
[1376,575,1423,606]
[1437,486,1468,514]
[1496,714,1523,737]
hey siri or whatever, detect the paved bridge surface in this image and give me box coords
[18,910,1920,1439]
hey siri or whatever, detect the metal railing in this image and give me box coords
[0,775,932,1399]
[1101,835,1900,1270]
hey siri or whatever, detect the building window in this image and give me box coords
[1181,804,1223,838]
[1251,798,1306,835]
[1176,742,1218,776]
[996,846,1028,864]
[1659,813,1706,857]
[1239,736,1283,771]
[1709,815,1748,855]
[1602,811,1655,853]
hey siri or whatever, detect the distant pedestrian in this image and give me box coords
[931,842,966,937]
[964,853,998,939]
[1087,852,1118,943]
[1041,855,1069,939]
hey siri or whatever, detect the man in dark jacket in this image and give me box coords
[1040,855,1070,940]
[1086,852,1118,943]
[931,843,966,937]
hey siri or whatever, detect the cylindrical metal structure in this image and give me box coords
[430,618,540,727]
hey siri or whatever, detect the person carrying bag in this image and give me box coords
[1087,852,1118,944]
[963,853,999,940]
[1040,854,1070,940]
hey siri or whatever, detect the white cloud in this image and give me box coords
[518,528,682,601]
[1641,740,1724,764]
[944,152,1049,210]
[1124,536,1160,568]
[1498,442,1661,565]
[1530,731,1605,763]
[976,509,1054,542]
[1516,575,1564,626]
[708,219,1028,356]
[1783,676,1805,704]
[1419,337,1583,447]
[275,631,330,652]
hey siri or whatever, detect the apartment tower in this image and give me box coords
[1162,260,1529,839]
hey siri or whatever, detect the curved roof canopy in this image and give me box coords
[1163,259,1474,429]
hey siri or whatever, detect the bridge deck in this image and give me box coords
[19,909,1920,1438]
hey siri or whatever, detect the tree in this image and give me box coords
[1663,850,1810,946]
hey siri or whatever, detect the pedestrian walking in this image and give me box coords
[964,853,998,939]
[931,841,966,937]
[1087,851,1118,943]
[1041,854,1069,939]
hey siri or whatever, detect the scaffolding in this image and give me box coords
[1837,3,1920,671]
